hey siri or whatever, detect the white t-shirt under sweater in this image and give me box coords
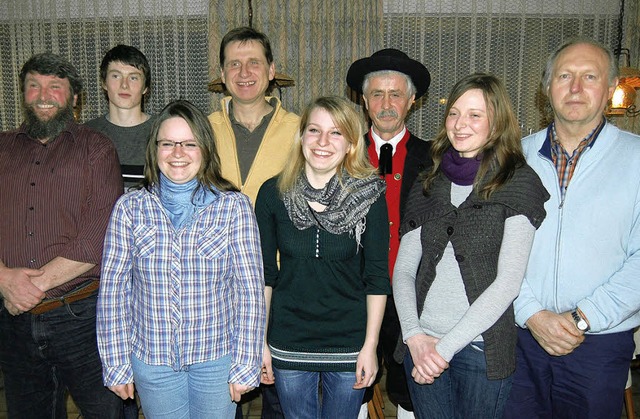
[393,182,535,362]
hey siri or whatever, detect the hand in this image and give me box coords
[353,343,378,389]
[108,383,135,400]
[229,383,254,402]
[261,343,275,385]
[0,265,45,312]
[406,334,449,384]
[4,300,21,316]
[526,310,584,356]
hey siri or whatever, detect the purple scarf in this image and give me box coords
[440,147,482,186]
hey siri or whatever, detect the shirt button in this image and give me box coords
[447,226,454,235]
[409,220,417,228]
[35,161,40,165]
[29,258,36,264]
[394,173,402,180]
[389,221,393,226]
[29,206,34,210]
[30,182,36,186]
[28,232,34,236]
[456,254,465,262]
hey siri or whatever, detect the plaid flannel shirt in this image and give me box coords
[97,187,265,388]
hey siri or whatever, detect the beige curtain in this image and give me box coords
[208,0,383,115]
[383,0,619,140]
[0,0,210,131]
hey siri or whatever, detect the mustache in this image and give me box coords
[376,109,398,119]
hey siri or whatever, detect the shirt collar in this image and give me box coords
[370,126,407,156]
[549,117,605,159]
[228,98,276,130]
[17,119,78,144]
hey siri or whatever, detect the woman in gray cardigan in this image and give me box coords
[393,73,549,419]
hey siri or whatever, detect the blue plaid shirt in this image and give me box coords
[97,186,266,388]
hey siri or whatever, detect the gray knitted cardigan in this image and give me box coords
[394,164,549,379]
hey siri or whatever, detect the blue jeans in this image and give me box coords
[132,353,235,418]
[504,328,634,419]
[273,367,365,419]
[404,342,512,419]
[0,293,123,419]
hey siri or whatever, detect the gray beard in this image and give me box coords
[24,103,74,141]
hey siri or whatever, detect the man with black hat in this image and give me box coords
[347,48,432,419]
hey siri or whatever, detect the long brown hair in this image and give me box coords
[423,73,524,199]
[142,99,238,194]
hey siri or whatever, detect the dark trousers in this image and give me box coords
[504,327,634,419]
[235,383,284,419]
[122,397,139,419]
[380,295,413,411]
[0,294,123,419]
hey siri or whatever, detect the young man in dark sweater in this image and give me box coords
[85,44,155,192]
[85,44,154,418]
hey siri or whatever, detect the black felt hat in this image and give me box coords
[346,48,430,99]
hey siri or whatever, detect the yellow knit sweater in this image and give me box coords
[208,96,300,205]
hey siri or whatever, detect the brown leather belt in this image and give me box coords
[30,280,100,315]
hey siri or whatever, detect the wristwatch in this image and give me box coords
[571,309,590,332]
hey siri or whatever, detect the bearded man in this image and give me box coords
[0,52,124,418]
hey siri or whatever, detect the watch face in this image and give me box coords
[572,311,589,331]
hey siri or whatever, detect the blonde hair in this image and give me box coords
[277,96,376,194]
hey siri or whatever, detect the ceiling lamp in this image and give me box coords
[608,0,640,116]
[610,64,640,115]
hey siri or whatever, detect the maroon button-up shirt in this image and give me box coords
[0,121,122,297]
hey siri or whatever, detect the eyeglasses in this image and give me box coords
[156,140,199,149]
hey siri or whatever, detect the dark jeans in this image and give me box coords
[379,295,413,411]
[404,342,512,419]
[123,397,139,419]
[504,328,634,419]
[0,294,123,419]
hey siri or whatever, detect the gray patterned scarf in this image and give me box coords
[283,171,386,247]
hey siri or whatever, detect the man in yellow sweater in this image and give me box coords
[208,27,299,205]
[208,26,299,419]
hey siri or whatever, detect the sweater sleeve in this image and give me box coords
[362,194,391,295]
[392,227,424,342]
[255,179,279,288]
[436,215,535,361]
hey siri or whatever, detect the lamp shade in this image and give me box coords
[611,81,637,110]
